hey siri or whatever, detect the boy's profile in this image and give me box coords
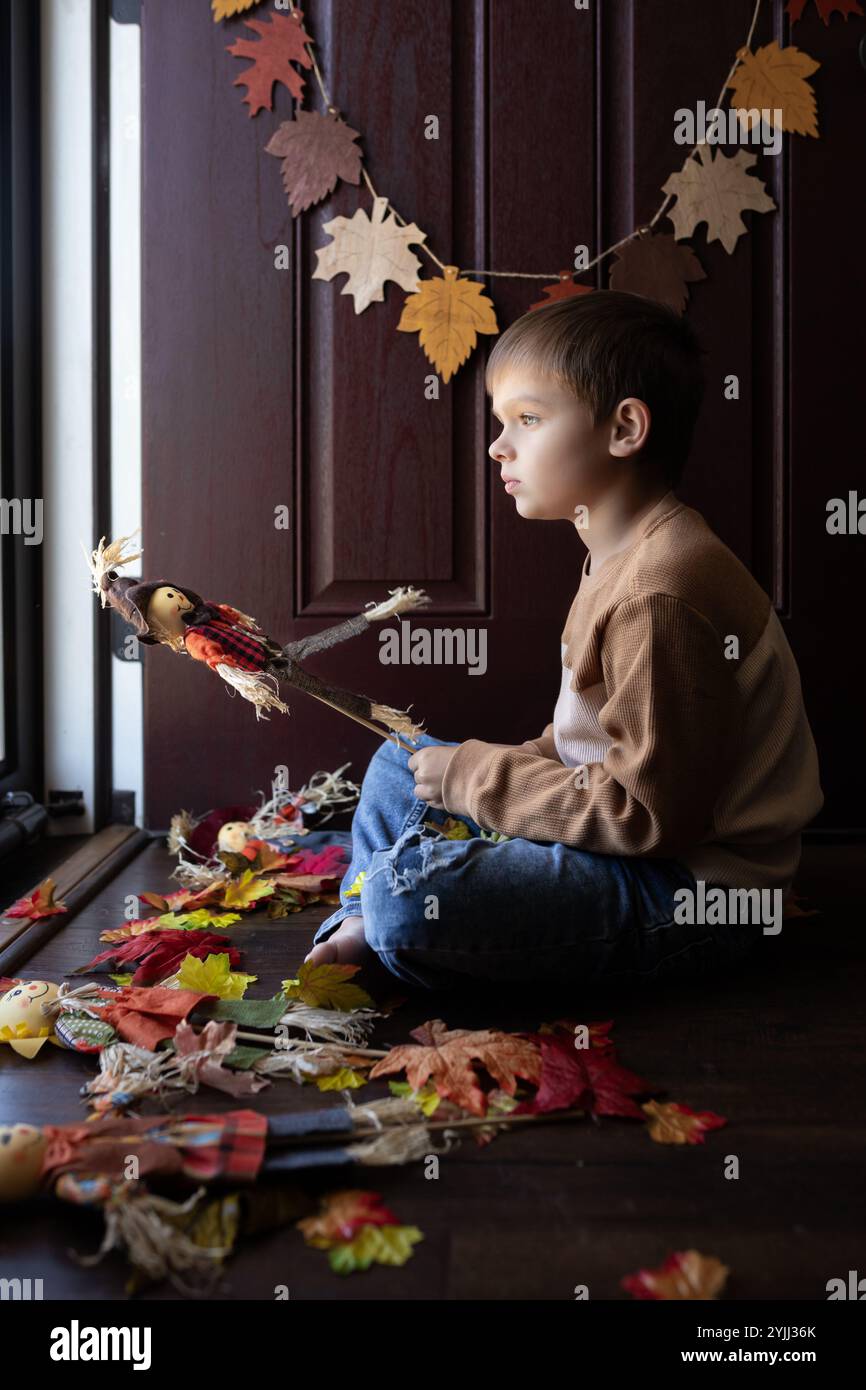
[306,290,824,992]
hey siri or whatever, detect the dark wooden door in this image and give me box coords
[141,0,858,833]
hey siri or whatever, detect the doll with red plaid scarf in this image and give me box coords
[83,529,429,747]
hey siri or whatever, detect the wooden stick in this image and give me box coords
[267,1106,590,1149]
[232,1029,389,1057]
[300,687,418,754]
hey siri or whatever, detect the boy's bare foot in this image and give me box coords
[304,914,375,970]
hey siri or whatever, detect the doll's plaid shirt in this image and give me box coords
[186,610,273,671]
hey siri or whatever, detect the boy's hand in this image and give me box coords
[407,745,459,809]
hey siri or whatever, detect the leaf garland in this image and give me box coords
[227,10,315,116]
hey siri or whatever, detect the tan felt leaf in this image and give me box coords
[609,232,705,314]
[369,1017,542,1116]
[397,265,499,384]
[265,110,362,217]
[212,0,263,21]
[727,40,820,137]
[312,195,426,314]
[662,146,776,255]
[227,11,314,117]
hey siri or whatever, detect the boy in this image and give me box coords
[305,291,824,991]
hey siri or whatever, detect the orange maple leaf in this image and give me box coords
[369,1018,542,1117]
[642,1100,727,1145]
[297,1189,399,1246]
[4,877,68,920]
[227,10,314,116]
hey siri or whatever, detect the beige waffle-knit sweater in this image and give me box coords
[440,490,824,892]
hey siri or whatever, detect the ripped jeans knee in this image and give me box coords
[360,825,455,953]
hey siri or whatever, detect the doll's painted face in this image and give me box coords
[0,1124,47,1201]
[146,586,195,640]
[217,821,253,853]
[0,980,60,1055]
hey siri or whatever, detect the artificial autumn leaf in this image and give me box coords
[387,1079,443,1117]
[314,1067,367,1092]
[514,1030,649,1118]
[157,910,243,932]
[212,0,263,22]
[75,929,239,987]
[313,195,426,314]
[221,868,275,909]
[609,232,705,314]
[642,1100,727,1145]
[369,1018,542,1118]
[397,264,499,385]
[530,272,594,310]
[622,1249,730,1301]
[173,952,257,1000]
[328,1224,424,1274]
[727,41,820,138]
[265,110,362,216]
[4,877,68,920]
[537,1018,615,1053]
[662,146,776,256]
[787,0,863,21]
[298,1188,399,1244]
[140,885,222,914]
[423,815,472,840]
[343,870,366,899]
[281,960,373,1011]
[269,872,340,893]
[227,11,315,117]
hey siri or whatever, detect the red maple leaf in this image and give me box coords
[4,877,68,920]
[786,0,863,24]
[514,1031,650,1118]
[75,929,239,986]
[227,10,315,116]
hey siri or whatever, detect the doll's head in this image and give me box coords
[0,1124,47,1201]
[0,980,61,1057]
[145,586,196,643]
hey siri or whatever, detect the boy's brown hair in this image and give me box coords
[484,290,707,488]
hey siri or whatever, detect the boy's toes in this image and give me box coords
[304,939,339,967]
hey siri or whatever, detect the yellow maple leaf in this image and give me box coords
[211,0,263,22]
[175,952,257,999]
[344,870,366,899]
[281,960,373,1011]
[312,195,426,314]
[398,265,499,384]
[727,40,820,138]
[157,909,242,931]
[388,1079,442,1116]
[221,869,275,910]
[328,1224,424,1274]
[314,1067,367,1092]
[662,146,775,255]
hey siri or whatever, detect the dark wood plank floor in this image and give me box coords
[0,837,863,1300]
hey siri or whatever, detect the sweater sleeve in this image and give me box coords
[440,594,739,857]
[520,721,559,760]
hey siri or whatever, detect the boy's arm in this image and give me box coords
[440,594,738,857]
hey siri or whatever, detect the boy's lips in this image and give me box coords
[503,479,521,493]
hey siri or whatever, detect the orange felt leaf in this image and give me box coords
[368,1018,542,1117]
[642,1100,727,1145]
[727,40,820,138]
[4,877,68,920]
[265,110,363,217]
[529,272,594,310]
[397,264,499,384]
[622,1249,730,1300]
[609,232,705,314]
[297,1189,399,1246]
[227,10,315,117]
[787,0,863,21]
[313,195,426,315]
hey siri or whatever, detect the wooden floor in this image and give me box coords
[0,836,864,1300]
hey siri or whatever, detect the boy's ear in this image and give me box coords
[609,397,651,457]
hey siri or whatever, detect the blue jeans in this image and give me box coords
[312,733,758,992]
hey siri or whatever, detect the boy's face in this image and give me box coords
[488,369,626,523]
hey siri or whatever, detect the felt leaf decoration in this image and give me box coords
[621,1249,730,1301]
[529,272,594,310]
[265,110,363,216]
[397,264,499,385]
[513,1030,649,1118]
[609,232,705,314]
[313,196,426,314]
[221,868,275,909]
[662,146,776,256]
[727,41,820,138]
[787,0,863,21]
[327,1224,424,1274]
[314,1067,367,1092]
[174,952,257,999]
[369,1018,542,1117]
[227,10,315,116]
[281,960,374,1011]
[298,1189,400,1245]
[4,877,68,920]
[642,1100,728,1145]
[212,0,264,21]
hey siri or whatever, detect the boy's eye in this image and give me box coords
[519,414,540,426]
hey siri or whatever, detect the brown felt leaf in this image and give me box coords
[265,110,362,217]
[397,265,499,384]
[662,146,776,255]
[212,0,263,22]
[609,232,705,314]
[642,1100,728,1145]
[787,0,863,22]
[622,1249,730,1301]
[227,10,314,117]
[727,40,820,138]
[313,195,426,314]
[529,272,594,310]
[368,1017,542,1117]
